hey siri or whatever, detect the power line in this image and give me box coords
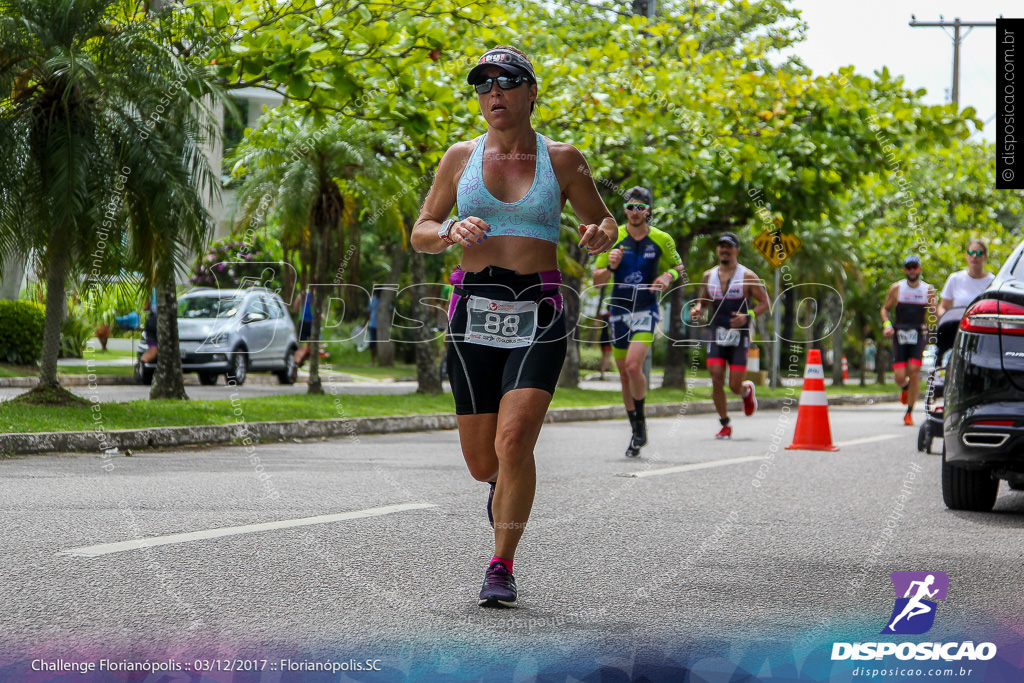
[909,15,1000,109]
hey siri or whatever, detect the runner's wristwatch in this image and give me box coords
[438,218,457,246]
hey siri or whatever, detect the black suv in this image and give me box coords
[943,240,1024,511]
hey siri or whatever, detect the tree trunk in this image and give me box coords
[662,286,689,388]
[662,236,693,389]
[376,245,406,367]
[557,270,581,389]
[345,221,362,311]
[410,251,442,394]
[858,318,867,387]
[38,229,70,389]
[0,252,26,300]
[150,269,189,400]
[306,223,331,395]
[876,343,888,385]
[831,316,844,387]
[557,240,587,389]
[782,286,795,344]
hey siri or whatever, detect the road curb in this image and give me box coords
[0,393,896,455]
[0,372,353,388]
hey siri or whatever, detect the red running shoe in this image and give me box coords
[742,380,757,417]
[715,425,732,440]
[904,412,914,426]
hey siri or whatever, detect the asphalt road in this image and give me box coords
[2,402,1022,680]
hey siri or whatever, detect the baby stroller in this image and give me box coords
[917,306,965,454]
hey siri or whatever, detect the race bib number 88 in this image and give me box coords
[466,297,538,349]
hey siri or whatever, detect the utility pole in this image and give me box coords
[909,16,998,109]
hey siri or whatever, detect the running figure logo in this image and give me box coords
[881,571,949,635]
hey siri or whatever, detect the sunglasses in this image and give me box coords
[967,249,986,257]
[473,74,527,94]
[624,203,649,212]
[904,264,920,270]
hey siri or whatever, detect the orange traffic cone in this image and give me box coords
[786,349,839,451]
[841,355,849,381]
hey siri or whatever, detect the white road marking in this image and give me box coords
[620,455,764,479]
[615,434,902,478]
[834,434,901,447]
[59,503,436,558]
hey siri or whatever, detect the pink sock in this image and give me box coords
[491,556,513,573]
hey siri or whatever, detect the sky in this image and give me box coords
[785,0,1014,143]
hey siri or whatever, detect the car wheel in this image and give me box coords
[942,450,998,511]
[917,424,929,453]
[135,360,154,385]
[225,351,248,386]
[198,371,219,386]
[277,349,298,385]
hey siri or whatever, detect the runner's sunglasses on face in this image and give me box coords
[624,203,649,212]
[473,74,528,94]
[967,249,985,257]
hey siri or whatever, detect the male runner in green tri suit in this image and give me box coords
[593,187,683,457]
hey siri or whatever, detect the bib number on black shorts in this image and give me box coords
[465,297,538,349]
[622,310,655,334]
[715,327,741,347]
[897,329,919,346]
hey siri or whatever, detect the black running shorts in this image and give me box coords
[446,267,567,415]
[892,326,926,368]
[707,326,750,372]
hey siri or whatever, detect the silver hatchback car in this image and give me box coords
[136,287,299,386]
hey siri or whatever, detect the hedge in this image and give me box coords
[0,300,46,365]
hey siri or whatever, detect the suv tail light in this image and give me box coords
[960,299,1024,336]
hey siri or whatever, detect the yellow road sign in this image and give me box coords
[753,230,802,268]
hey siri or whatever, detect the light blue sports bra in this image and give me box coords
[456,132,562,243]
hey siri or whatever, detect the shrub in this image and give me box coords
[59,314,93,359]
[0,301,46,365]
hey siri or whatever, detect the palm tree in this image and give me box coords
[230,108,410,394]
[0,0,221,401]
[122,105,222,400]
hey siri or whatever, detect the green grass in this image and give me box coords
[0,365,38,378]
[0,364,135,378]
[63,366,135,377]
[325,363,418,380]
[83,348,136,358]
[0,382,903,434]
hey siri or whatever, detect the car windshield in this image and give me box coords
[178,295,242,319]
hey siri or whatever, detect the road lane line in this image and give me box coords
[615,434,903,478]
[618,455,764,479]
[834,434,900,447]
[59,503,436,558]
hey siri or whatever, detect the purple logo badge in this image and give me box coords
[881,571,949,635]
